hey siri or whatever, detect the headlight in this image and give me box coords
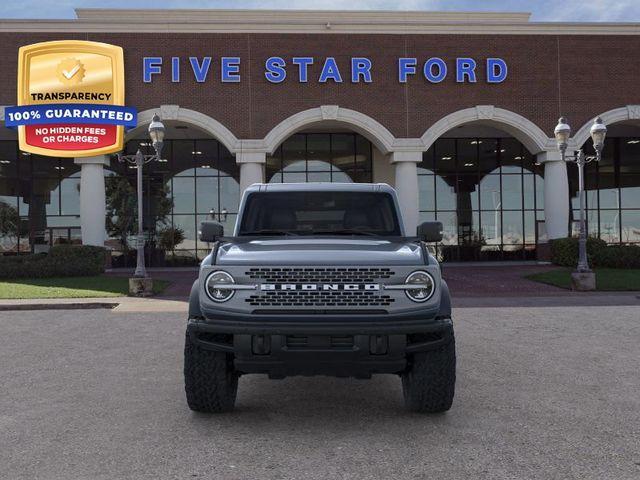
[404,270,435,302]
[205,271,235,302]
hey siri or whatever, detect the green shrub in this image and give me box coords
[0,245,106,279]
[164,253,199,267]
[550,237,640,268]
[157,226,185,251]
[593,244,640,268]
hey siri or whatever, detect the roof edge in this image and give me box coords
[73,8,533,24]
[0,9,639,35]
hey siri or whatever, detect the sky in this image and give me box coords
[0,0,639,22]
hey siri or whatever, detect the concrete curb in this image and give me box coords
[0,294,637,312]
[452,293,640,308]
[0,302,119,311]
[0,282,637,313]
[0,296,189,313]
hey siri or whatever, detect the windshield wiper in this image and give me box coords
[241,229,300,236]
[312,229,381,237]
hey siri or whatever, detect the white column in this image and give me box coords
[74,155,109,246]
[391,151,422,235]
[538,151,569,239]
[236,151,266,192]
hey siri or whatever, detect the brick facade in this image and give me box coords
[0,31,638,141]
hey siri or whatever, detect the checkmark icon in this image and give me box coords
[57,59,85,85]
[62,64,80,79]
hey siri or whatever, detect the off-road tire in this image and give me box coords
[184,331,238,413]
[401,326,456,413]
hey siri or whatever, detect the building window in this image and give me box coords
[569,137,640,245]
[107,138,240,266]
[0,141,82,254]
[266,133,373,183]
[418,137,544,261]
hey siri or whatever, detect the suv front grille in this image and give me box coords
[245,267,393,283]
[244,267,397,309]
[246,290,394,307]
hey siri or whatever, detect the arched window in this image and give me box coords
[266,133,372,183]
[116,138,240,263]
[418,136,543,261]
[568,136,640,244]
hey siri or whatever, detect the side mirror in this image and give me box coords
[199,221,224,243]
[417,221,443,242]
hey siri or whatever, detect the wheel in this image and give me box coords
[184,331,238,413]
[401,326,456,413]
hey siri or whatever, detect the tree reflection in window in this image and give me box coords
[266,133,373,184]
[419,137,544,261]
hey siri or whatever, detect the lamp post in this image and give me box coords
[117,114,165,291]
[553,116,607,289]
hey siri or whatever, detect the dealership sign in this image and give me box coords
[5,40,137,157]
[142,56,508,84]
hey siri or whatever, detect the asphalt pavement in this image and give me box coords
[1,306,639,479]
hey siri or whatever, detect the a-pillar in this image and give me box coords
[74,155,109,246]
[391,150,422,235]
[237,151,265,192]
[538,151,569,239]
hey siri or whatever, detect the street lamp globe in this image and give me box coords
[554,117,571,153]
[590,116,607,154]
[148,113,165,155]
[549,113,606,288]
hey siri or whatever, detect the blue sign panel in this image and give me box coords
[143,56,508,84]
[5,104,138,128]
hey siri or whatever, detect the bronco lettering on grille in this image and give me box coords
[260,284,380,291]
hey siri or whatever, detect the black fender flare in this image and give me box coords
[437,279,452,319]
[188,279,202,319]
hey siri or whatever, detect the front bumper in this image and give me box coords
[186,314,452,378]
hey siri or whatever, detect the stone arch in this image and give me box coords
[572,105,640,148]
[262,105,396,155]
[127,105,240,154]
[420,105,553,154]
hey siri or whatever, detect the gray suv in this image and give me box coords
[185,183,455,413]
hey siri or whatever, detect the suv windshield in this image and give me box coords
[238,191,402,236]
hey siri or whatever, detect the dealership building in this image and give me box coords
[0,8,639,264]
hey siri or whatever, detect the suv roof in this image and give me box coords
[245,182,395,194]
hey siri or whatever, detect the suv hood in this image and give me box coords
[215,238,424,266]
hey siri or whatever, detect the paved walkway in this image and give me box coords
[442,264,566,297]
[106,264,582,299]
[0,264,637,312]
[106,268,197,298]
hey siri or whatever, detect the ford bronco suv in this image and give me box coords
[184,183,455,413]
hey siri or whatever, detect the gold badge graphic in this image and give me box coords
[56,58,85,85]
[15,40,126,157]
